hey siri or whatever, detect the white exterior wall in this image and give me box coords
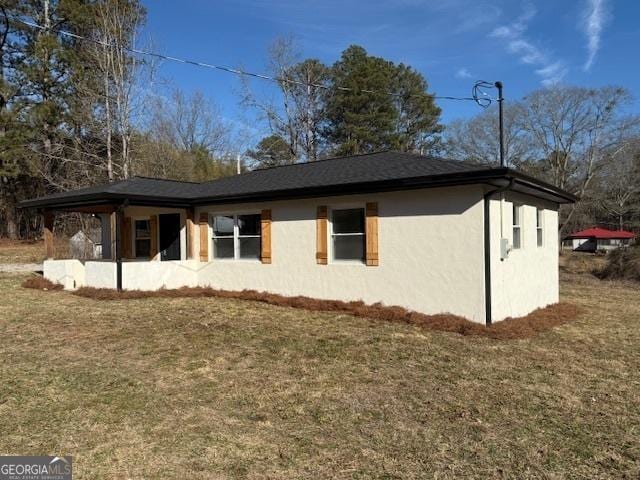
[44,259,85,289]
[195,186,488,323]
[488,191,559,322]
[41,185,565,324]
[121,260,199,290]
[85,261,117,289]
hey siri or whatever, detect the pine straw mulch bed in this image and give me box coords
[21,275,64,291]
[22,277,579,340]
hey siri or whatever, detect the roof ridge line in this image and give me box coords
[203,150,468,184]
[132,175,202,184]
[204,150,403,183]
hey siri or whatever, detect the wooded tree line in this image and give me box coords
[0,0,238,239]
[444,86,640,235]
[244,38,640,235]
[0,2,638,240]
[243,38,442,166]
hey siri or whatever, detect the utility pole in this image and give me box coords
[495,81,505,168]
[236,154,241,175]
[473,80,505,167]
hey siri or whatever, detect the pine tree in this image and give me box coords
[324,45,396,155]
[324,46,442,156]
[247,134,296,168]
[390,64,441,153]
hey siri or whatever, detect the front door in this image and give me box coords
[159,213,181,261]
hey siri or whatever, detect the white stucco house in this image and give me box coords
[21,151,576,325]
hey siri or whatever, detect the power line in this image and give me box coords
[7,15,493,104]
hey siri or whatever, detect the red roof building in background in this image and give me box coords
[564,227,636,252]
[565,227,636,240]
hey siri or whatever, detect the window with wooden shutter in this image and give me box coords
[365,202,379,266]
[122,216,132,258]
[261,209,272,264]
[331,208,365,262]
[316,206,328,265]
[199,212,209,261]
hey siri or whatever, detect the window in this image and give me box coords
[212,214,261,260]
[238,214,261,259]
[536,208,544,247]
[212,215,234,259]
[512,204,522,249]
[331,208,365,261]
[135,219,151,258]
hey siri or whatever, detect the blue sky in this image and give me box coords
[141,0,639,138]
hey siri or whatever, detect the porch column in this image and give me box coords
[43,210,54,259]
[115,207,123,291]
[110,212,117,260]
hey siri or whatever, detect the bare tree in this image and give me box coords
[148,88,230,155]
[519,85,638,234]
[444,102,533,167]
[597,138,640,229]
[241,37,328,162]
[94,0,147,179]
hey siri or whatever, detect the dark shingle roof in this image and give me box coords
[27,176,202,202]
[20,151,577,208]
[193,151,492,199]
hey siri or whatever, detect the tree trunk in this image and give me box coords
[105,59,113,181]
[5,207,18,239]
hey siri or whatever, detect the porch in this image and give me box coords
[40,201,205,291]
[44,258,200,290]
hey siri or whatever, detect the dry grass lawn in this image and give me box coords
[0,239,44,263]
[0,270,639,479]
[0,238,69,264]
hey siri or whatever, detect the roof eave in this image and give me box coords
[192,169,577,206]
[18,167,577,210]
[18,192,194,210]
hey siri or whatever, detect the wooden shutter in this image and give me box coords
[199,212,209,261]
[149,215,158,260]
[122,216,132,259]
[261,209,272,264]
[316,206,328,265]
[365,202,379,266]
[186,208,196,260]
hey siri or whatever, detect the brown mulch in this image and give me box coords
[21,276,64,291]
[62,285,581,340]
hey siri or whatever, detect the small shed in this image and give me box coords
[69,229,102,259]
[564,227,636,252]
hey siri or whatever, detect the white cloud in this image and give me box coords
[489,2,567,85]
[508,39,545,65]
[582,0,610,71]
[490,1,535,38]
[490,26,513,38]
[536,62,569,86]
[455,68,473,79]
